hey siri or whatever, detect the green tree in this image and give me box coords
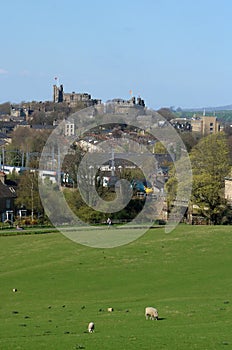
[15,171,44,218]
[62,144,86,185]
[120,168,144,181]
[5,127,52,168]
[153,141,167,154]
[179,132,199,153]
[190,132,230,224]
[165,155,192,221]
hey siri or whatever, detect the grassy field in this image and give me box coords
[0,225,232,350]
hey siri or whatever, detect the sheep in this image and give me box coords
[12,288,17,292]
[145,307,159,320]
[107,307,114,312]
[88,322,95,333]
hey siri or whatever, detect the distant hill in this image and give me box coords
[175,105,232,123]
[182,104,232,112]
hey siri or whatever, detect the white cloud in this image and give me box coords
[0,68,8,75]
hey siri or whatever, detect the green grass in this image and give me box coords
[0,225,232,349]
[0,227,58,236]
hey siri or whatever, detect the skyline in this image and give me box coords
[1,0,232,109]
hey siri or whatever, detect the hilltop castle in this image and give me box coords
[53,84,101,107]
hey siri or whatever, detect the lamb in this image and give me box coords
[88,322,95,333]
[145,306,159,320]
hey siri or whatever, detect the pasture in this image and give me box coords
[0,225,232,349]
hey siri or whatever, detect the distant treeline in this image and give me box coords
[174,110,232,123]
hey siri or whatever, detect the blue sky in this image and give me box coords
[1,0,232,109]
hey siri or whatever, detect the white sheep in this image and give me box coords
[88,322,95,333]
[12,288,17,292]
[107,307,114,312]
[145,306,159,320]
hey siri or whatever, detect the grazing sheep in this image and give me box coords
[12,288,17,292]
[145,307,159,320]
[107,307,114,312]
[88,322,95,333]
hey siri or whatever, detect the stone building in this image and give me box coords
[64,120,75,136]
[225,177,232,204]
[53,84,101,107]
[0,171,16,222]
[95,96,146,115]
[191,115,221,135]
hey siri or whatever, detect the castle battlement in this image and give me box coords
[53,84,101,107]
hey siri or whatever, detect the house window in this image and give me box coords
[6,199,11,209]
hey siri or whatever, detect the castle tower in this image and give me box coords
[53,84,64,103]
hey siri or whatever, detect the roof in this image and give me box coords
[0,121,17,127]
[0,181,16,199]
[0,140,6,147]
[31,124,55,130]
[0,132,10,139]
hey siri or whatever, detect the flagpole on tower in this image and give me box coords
[54,76,59,86]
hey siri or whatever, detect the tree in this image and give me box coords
[62,144,86,185]
[120,168,144,182]
[15,171,44,219]
[178,132,199,153]
[157,108,176,122]
[153,141,168,154]
[5,127,52,167]
[190,132,230,224]
[30,110,47,125]
[0,102,11,114]
[165,155,192,222]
